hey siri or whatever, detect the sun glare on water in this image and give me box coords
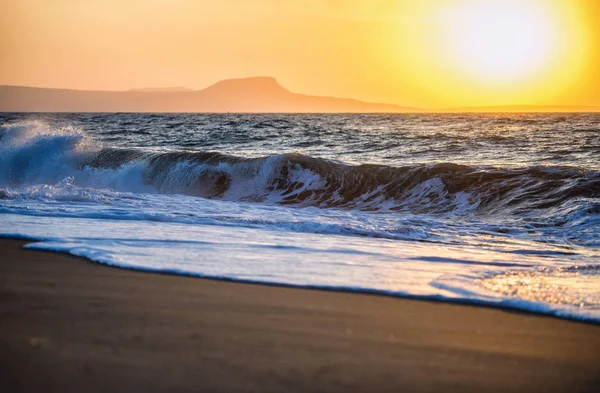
[444,1,558,83]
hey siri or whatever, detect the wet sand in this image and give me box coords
[1,238,599,392]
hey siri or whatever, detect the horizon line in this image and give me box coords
[1,80,599,113]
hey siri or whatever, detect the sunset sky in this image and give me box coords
[1,0,599,108]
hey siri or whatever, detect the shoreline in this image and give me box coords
[1,238,599,392]
[11,234,599,326]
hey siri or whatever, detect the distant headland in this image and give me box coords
[0,77,419,113]
[0,77,598,113]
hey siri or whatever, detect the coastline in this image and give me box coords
[1,238,599,392]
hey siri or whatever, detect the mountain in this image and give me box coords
[0,77,420,113]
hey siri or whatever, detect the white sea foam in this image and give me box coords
[1,193,598,322]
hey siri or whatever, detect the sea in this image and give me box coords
[1,112,599,322]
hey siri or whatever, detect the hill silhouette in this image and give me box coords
[3,78,598,113]
[0,77,420,113]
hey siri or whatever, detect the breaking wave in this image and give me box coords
[1,121,599,220]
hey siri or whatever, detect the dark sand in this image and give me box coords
[1,239,599,393]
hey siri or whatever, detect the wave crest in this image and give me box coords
[1,121,599,218]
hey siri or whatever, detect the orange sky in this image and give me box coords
[1,0,599,108]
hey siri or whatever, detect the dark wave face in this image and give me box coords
[84,148,600,215]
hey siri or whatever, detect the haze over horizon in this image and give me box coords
[2,76,599,113]
[2,0,600,110]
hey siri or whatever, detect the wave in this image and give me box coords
[1,121,599,218]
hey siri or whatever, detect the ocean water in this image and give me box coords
[1,112,599,321]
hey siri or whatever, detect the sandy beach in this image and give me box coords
[1,238,599,392]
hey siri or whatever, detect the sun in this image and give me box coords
[441,0,559,84]
[384,0,588,106]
